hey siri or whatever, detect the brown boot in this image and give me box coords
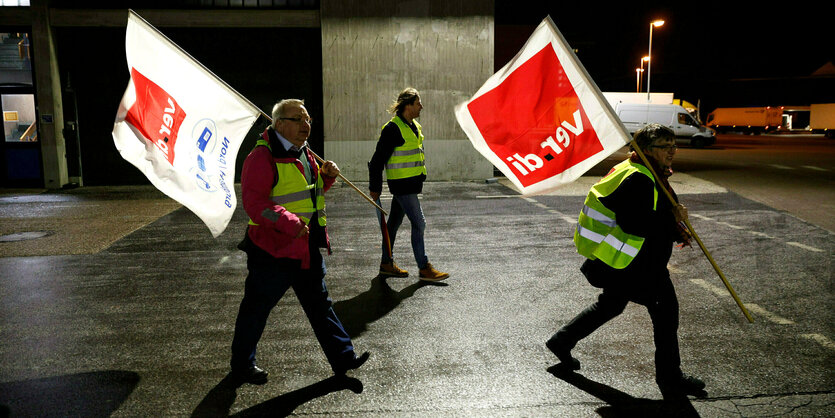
[380,262,409,277]
[419,263,449,282]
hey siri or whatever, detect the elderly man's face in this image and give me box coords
[276,104,311,148]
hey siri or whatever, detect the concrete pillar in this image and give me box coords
[321,0,494,181]
[30,0,68,189]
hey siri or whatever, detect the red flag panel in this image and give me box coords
[466,45,604,188]
[125,68,187,166]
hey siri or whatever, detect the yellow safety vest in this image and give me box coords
[248,139,326,227]
[574,159,657,269]
[384,116,426,180]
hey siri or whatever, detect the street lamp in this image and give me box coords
[646,20,664,102]
[635,68,644,92]
[639,56,649,92]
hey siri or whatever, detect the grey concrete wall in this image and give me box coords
[321,0,495,181]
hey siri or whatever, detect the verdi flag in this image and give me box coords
[455,16,631,196]
[112,10,260,237]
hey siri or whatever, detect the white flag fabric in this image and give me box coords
[112,10,260,237]
[455,16,631,196]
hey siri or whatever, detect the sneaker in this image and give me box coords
[419,263,449,282]
[546,336,581,371]
[380,262,409,277]
[657,373,705,397]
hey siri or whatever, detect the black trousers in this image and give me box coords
[550,263,682,381]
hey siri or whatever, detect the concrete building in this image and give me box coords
[0,0,494,188]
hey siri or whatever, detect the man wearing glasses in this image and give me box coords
[230,99,369,385]
[547,124,705,399]
[368,87,449,282]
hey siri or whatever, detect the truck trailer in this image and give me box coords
[810,103,835,138]
[705,107,783,134]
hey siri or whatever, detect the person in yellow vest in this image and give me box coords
[547,124,705,399]
[368,88,449,282]
[230,99,368,385]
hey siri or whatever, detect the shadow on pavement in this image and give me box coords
[228,375,362,417]
[547,365,701,417]
[0,370,139,417]
[191,373,240,417]
[334,275,444,338]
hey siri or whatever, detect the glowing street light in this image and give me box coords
[639,56,650,92]
[635,68,644,92]
[646,20,664,102]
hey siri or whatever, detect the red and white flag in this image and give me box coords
[455,16,630,196]
[112,10,260,237]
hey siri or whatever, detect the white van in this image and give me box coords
[615,103,716,147]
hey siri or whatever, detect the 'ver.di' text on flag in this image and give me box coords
[112,10,260,237]
[456,16,630,196]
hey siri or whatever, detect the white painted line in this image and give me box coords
[716,221,745,230]
[748,231,776,239]
[691,214,715,221]
[219,255,230,264]
[668,265,685,274]
[524,197,538,203]
[801,165,828,172]
[801,334,835,350]
[475,195,520,199]
[746,303,795,325]
[692,279,796,325]
[769,164,793,170]
[690,278,727,297]
[786,242,824,253]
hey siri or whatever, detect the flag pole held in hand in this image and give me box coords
[258,111,388,216]
[631,141,754,323]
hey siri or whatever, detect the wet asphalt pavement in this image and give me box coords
[0,177,833,416]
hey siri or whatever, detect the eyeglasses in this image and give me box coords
[651,144,678,152]
[280,117,313,124]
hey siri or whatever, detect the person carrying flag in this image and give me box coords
[547,123,705,398]
[230,99,369,384]
[368,87,449,282]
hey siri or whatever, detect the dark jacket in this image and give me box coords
[582,162,679,300]
[368,116,426,195]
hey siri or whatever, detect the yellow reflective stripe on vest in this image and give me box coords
[574,159,656,269]
[576,225,641,258]
[385,117,426,180]
[247,140,326,227]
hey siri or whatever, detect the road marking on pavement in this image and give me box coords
[475,195,520,199]
[769,164,793,170]
[801,165,828,172]
[786,242,824,253]
[716,221,745,230]
[219,255,230,264]
[690,278,729,297]
[690,214,823,252]
[801,334,835,350]
[691,279,795,325]
[745,303,795,325]
[668,264,685,274]
[748,231,776,239]
[691,214,715,222]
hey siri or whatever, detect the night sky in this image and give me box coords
[494,2,834,113]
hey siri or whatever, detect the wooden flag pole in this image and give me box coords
[631,141,754,323]
[259,112,388,216]
[309,151,388,216]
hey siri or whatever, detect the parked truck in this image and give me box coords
[705,106,783,134]
[810,103,835,138]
